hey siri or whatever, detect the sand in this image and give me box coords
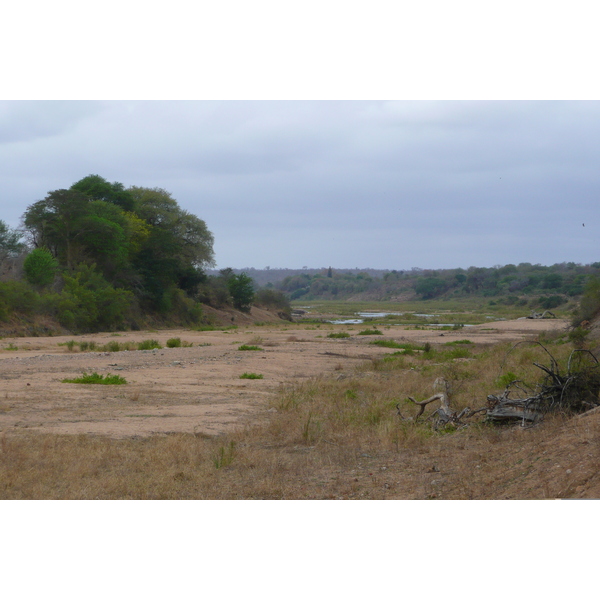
[0,317,569,438]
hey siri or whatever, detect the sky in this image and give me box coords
[2,99,599,271]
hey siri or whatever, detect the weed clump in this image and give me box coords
[62,372,127,385]
[327,332,350,339]
[238,345,262,351]
[137,339,162,351]
[240,372,264,379]
[358,329,383,335]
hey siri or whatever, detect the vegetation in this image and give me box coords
[0,176,296,334]
[23,248,58,288]
[166,337,193,348]
[62,372,127,385]
[238,345,263,351]
[137,339,162,350]
[267,263,598,306]
[572,275,600,326]
[239,372,264,379]
[5,326,599,499]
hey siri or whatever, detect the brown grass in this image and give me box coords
[1,338,599,499]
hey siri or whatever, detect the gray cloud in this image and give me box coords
[1,100,598,269]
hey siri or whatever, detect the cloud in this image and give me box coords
[1,100,599,269]
[0,101,103,145]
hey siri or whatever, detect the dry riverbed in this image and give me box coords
[0,317,569,439]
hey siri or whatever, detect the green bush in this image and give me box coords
[54,264,133,332]
[574,276,600,326]
[227,272,255,313]
[358,329,383,335]
[239,372,264,379]
[23,248,58,288]
[238,345,262,351]
[166,337,182,348]
[0,281,41,320]
[62,372,127,385]
[568,327,590,348]
[327,332,350,339]
[138,339,162,350]
[496,371,519,388]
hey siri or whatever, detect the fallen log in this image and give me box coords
[487,345,600,424]
[398,377,487,430]
[397,345,600,429]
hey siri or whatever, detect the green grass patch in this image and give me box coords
[238,345,263,351]
[137,339,162,350]
[239,372,264,379]
[62,372,127,385]
[165,337,193,348]
[357,329,383,335]
[444,339,474,345]
[327,332,351,339]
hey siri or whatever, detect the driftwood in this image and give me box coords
[397,377,486,430]
[527,310,557,319]
[397,345,600,428]
[487,345,600,424]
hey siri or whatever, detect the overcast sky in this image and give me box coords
[1,100,598,271]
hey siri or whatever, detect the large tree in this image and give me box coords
[70,174,135,211]
[128,186,214,310]
[22,178,215,316]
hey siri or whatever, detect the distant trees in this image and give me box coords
[225,271,255,313]
[0,220,25,259]
[414,277,446,299]
[270,262,600,304]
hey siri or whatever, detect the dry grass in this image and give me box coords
[1,338,599,499]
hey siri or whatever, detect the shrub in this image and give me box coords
[0,281,41,320]
[227,272,255,313]
[138,339,162,350]
[23,248,58,288]
[574,276,600,326]
[568,327,590,348]
[496,371,519,388]
[358,329,383,335]
[166,337,182,348]
[239,372,264,379]
[54,264,134,332]
[238,345,262,351]
[62,372,127,385]
[327,332,350,339]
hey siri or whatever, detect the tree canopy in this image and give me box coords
[20,176,216,327]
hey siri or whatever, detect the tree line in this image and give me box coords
[0,175,289,333]
[272,262,600,308]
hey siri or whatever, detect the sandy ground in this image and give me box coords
[0,317,569,439]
